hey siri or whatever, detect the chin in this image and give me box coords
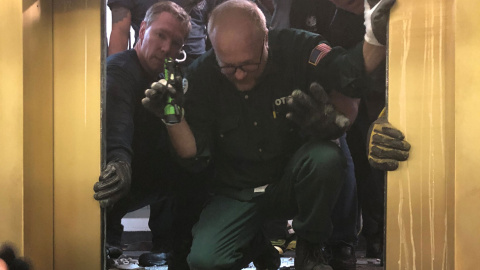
[149,65,164,75]
[233,80,257,92]
[235,85,253,92]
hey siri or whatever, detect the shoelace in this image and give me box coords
[118,258,138,265]
[116,257,140,268]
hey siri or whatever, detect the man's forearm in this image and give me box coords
[329,90,360,126]
[166,119,197,158]
[108,6,132,56]
[108,30,130,56]
[363,41,386,74]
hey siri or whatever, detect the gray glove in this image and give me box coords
[286,82,350,140]
[142,76,185,124]
[364,0,396,46]
[93,160,131,208]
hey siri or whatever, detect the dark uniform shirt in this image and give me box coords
[184,28,366,200]
[290,0,384,119]
[106,49,181,188]
[290,0,365,49]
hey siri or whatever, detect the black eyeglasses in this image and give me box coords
[217,37,265,76]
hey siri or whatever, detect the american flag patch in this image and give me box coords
[308,43,332,66]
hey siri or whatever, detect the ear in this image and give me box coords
[138,21,147,43]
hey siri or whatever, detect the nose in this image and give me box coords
[234,68,248,80]
[161,40,172,56]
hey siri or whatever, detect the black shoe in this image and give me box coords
[106,257,116,269]
[105,243,123,259]
[365,239,383,265]
[365,241,382,258]
[295,237,333,270]
[253,243,281,270]
[138,252,170,267]
[327,243,356,270]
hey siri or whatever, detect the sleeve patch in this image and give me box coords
[308,43,332,66]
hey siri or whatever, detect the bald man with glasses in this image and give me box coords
[216,35,265,75]
[143,0,394,269]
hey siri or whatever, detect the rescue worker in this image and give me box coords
[266,1,366,268]
[105,0,219,266]
[142,0,403,269]
[93,2,209,268]
[289,0,411,264]
[288,0,376,267]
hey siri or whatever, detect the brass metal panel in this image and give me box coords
[0,0,24,252]
[23,0,55,268]
[387,0,455,269]
[454,1,480,269]
[53,0,102,269]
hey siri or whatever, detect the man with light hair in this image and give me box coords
[143,0,398,269]
[93,2,211,268]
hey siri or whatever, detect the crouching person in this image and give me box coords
[142,1,393,269]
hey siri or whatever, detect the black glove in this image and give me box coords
[286,82,350,140]
[93,160,132,208]
[142,75,185,125]
[367,108,411,171]
[364,0,396,46]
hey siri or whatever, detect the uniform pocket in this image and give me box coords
[216,116,245,158]
[217,116,239,139]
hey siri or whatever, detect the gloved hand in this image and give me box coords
[93,160,132,208]
[364,0,396,46]
[286,82,350,140]
[367,108,411,171]
[142,75,185,125]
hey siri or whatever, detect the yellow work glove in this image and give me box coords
[367,108,410,171]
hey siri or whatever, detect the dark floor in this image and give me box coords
[109,232,383,270]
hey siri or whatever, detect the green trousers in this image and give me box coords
[187,140,346,270]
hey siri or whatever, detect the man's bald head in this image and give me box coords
[207,0,269,91]
[208,0,267,43]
